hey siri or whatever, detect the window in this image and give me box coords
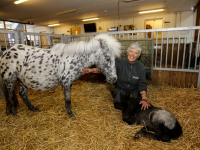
[0,21,4,28]
[0,21,19,29]
[5,21,15,29]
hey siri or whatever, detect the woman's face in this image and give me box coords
[127,48,140,63]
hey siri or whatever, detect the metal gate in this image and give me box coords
[1,26,200,87]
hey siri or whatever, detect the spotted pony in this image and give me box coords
[0,34,121,119]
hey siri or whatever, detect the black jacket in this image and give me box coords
[116,58,147,92]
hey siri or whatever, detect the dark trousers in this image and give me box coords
[112,86,141,110]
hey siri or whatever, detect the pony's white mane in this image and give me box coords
[51,34,121,58]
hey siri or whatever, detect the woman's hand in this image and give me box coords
[82,68,101,75]
[82,68,92,75]
[139,100,151,110]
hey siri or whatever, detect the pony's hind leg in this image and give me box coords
[19,82,38,111]
[134,128,161,141]
[4,77,18,115]
[62,85,76,119]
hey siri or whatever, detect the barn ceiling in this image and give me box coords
[0,0,199,27]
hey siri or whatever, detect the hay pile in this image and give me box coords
[0,80,199,150]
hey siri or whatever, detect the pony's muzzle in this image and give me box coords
[107,76,117,84]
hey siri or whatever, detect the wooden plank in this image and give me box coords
[151,70,198,88]
[180,71,186,88]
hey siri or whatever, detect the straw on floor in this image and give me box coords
[0,80,199,150]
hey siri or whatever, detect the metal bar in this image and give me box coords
[30,35,32,46]
[153,67,199,72]
[38,35,41,48]
[176,31,181,69]
[171,31,175,68]
[160,31,163,68]
[182,30,187,69]
[25,36,27,45]
[194,30,200,69]
[61,34,64,43]
[198,30,200,88]
[3,33,7,50]
[188,30,193,69]
[45,36,48,48]
[41,36,43,48]
[19,32,24,44]
[155,32,158,67]
[165,31,169,68]
[34,35,36,46]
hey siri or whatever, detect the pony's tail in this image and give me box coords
[0,75,19,115]
[0,49,3,57]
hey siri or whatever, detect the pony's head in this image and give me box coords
[92,34,121,84]
[95,50,117,84]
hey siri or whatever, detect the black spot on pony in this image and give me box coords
[120,91,183,142]
[0,34,121,119]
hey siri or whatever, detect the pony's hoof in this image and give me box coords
[70,114,76,120]
[32,107,39,111]
[29,106,39,112]
[8,108,17,116]
[135,130,144,139]
[7,111,17,116]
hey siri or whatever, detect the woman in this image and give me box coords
[82,42,150,110]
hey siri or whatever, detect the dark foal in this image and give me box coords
[120,91,182,142]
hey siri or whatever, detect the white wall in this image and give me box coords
[26,11,196,35]
[26,25,53,34]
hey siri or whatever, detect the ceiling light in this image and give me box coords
[57,9,77,16]
[191,6,195,12]
[14,0,28,4]
[82,18,99,21]
[138,9,164,14]
[48,23,60,27]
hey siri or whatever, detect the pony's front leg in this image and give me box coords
[19,82,38,111]
[62,85,76,120]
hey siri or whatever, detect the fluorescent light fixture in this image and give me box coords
[57,9,77,16]
[82,18,99,21]
[108,27,118,31]
[48,23,60,27]
[139,9,164,14]
[14,0,28,4]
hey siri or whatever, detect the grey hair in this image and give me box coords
[127,42,142,56]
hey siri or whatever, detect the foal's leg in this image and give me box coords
[134,128,160,141]
[19,82,38,111]
[135,127,171,142]
[62,85,76,119]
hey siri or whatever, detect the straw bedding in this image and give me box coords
[0,80,200,150]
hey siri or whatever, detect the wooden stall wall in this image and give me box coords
[152,70,198,88]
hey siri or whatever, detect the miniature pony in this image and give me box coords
[0,34,121,119]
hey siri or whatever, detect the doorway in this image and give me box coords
[40,31,48,48]
[145,19,163,38]
[71,27,81,35]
